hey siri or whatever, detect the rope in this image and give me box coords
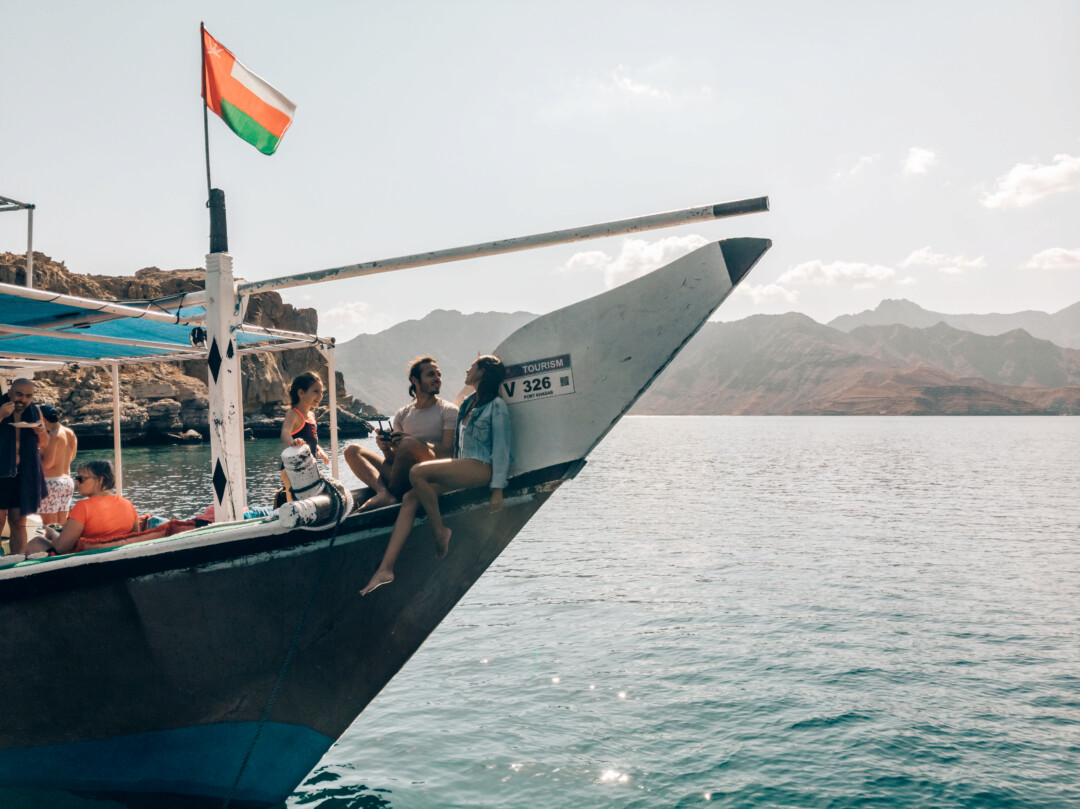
[219,477,349,809]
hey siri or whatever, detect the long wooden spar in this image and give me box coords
[179,196,769,305]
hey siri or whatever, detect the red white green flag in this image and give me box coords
[201,26,296,155]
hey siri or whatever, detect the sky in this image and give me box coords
[2,1,1079,341]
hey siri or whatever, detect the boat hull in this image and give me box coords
[0,236,772,806]
[0,463,577,806]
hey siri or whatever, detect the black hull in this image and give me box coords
[0,462,581,806]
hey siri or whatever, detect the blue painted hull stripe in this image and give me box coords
[0,721,334,805]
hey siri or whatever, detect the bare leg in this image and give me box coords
[409,459,493,559]
[9,508,26,554]
[0,509,8,546]
[40,512,60,526]
[279,470,293,502]
[387,437,435,498]
[360,491,421,595]
[346,445,398,511]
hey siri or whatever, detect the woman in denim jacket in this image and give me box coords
[361,355,511,595]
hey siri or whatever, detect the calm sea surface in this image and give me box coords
[84,417,1080,808]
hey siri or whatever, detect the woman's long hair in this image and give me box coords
[473,355,507,410]
[77,460,115,491]
[289,372,320,408]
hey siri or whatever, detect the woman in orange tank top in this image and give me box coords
[31,460,138,555]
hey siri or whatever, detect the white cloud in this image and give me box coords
[320,301,395,338]
[981,153,1080,209]
[732,282,799,305]
[778,260,895,289]
[1022,247,1080,270]
[560,234,708,288]
[904,147,937,175]
[540,61,713,122]
[834,154,879,180]
[900,246,986,275]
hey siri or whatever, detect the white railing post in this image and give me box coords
[326,342,339,479]
[26,206,34,289]
[111,363,122,496]
[205,253,247,521]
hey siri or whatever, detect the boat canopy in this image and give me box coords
[0,283,322,368]
[0,278,340,499]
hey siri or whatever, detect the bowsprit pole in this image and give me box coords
[201,21,228,254]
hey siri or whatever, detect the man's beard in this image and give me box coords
[13,402,25,414]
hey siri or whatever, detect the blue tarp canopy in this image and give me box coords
[0,291,306,365]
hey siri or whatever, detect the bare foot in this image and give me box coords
[360,570,394,596]
[433,526,452,559]
[358,490,399,512]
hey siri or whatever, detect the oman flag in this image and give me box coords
[202,26,296,155]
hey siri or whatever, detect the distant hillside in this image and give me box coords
[334,305,1080,416]
[829,298,1080,349]
[335,309,536,413]
[634,314,1080,415]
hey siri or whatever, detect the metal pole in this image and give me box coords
[236,353,248,516]
[173,197,770,306]
[201,22,212,204]
[111,363,122,496]
[0,321,193,351]
[26,206,34,289]
[326,342,339,479]
[0,281,204,324]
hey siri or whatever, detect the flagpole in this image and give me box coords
[201,22,212,202]
[201,21,228,254]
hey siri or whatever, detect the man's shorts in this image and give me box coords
[40,476,75,515]
[0,475,21,511]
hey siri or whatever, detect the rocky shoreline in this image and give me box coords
[0,252,382,446]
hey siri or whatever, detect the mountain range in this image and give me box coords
[828,298,1080,349]
[335,299,1080,416]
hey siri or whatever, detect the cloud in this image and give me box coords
[778,260,895,289]
[833,154,879,180]
[320,300,395,337]
[560,234,708,288]
[981,153,1080,209]
[1022,247,1080,270]
[903,147,937,175]
[900,246,986,275]
[540,61,713,122]
[732,282,799,305]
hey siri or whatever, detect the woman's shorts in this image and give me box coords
[40,476,75,514]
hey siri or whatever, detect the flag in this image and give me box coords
[201,26,296,155]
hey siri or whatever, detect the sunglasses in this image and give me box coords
[73,475,96,483]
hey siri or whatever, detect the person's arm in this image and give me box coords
[41,426,61,466]
[0,401,13,421]
[435,428,455,459]
[33,420,49,450]
[280,410,303,446]
[488,400,511,512]
[46,518,85,555]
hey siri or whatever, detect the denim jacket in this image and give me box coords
[455,394,512,490]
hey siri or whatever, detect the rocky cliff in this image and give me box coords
[0,252,377,445]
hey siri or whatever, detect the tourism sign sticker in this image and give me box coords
[501,354,575,404]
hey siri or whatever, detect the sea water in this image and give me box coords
[83,417,1080,808]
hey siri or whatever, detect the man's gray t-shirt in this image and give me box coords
[393,398,459,446]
